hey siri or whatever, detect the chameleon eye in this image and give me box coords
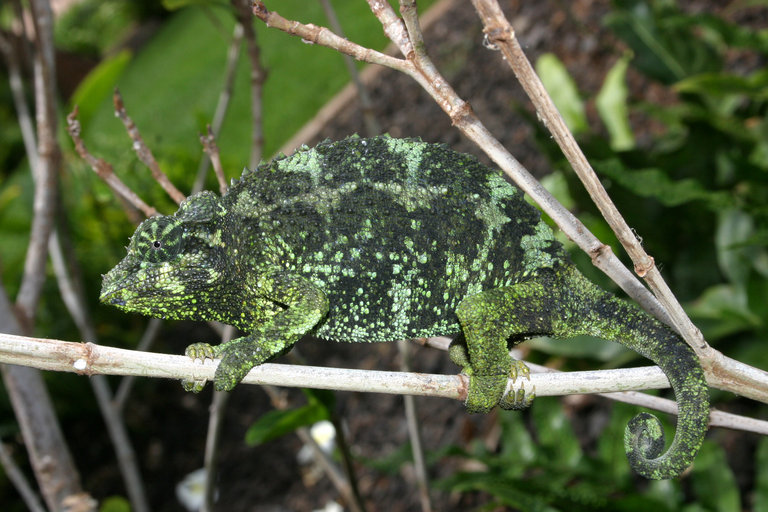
[131,217,184,263]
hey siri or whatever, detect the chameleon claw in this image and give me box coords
[185,342,217,361]
[509,359,531,382]
[500,387,535,410]
[182,343,218,392]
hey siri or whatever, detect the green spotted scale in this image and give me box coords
[101,135,709,479]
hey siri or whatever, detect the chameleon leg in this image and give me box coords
[454,280,553,413]
[184,272,329,392]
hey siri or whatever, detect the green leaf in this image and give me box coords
[686,284,760,341]
[754,437,768,512]
[594,158,729,208]
[99,496,131,512]
[604,1,721,84]
[596,53,635,151]
[535,53,588,135]
[675,69,768,99]
[715,209,755,288]
[527,335,628,362]
[245,401,330,446]
[690,441,741,512]
[162,0,227,10]
[531,399,582,470]
[69,50,132,129]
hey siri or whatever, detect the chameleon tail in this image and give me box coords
[566,270,709,479]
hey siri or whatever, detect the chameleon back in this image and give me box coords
[223,135,568,342]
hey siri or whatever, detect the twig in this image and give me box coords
[318,0,381,136]
[251,0,768,406]
[233,0,265,168]
[113,89,187,205]
[470,0,699,349]
[50,228,150,512]
[66,108,158,219]
[0,443,46,512]
[5,2,91,510]
[192,21,243,195]
[200,126,228,196]
[0,30,38,171]
[1,332,766,435]
[467,0,768,402]
[398,340,431,512]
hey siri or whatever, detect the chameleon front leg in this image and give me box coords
[184,272,329,392]
[452,280,554,413]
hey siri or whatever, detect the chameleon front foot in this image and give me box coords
[183,343,218,393]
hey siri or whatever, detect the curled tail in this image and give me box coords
[565,269,709,479]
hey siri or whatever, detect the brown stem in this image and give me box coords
[113,89,187,205]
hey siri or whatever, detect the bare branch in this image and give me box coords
[254,1,409,72]
[251,0,768,406]
[234,0,266,168]
[200,126,227,196]
[319,0,381,136]
[0,443,46,512]
[192,22,243,195]
[113,89,187,205]
[0,332,765,436]
[66,108,158,219]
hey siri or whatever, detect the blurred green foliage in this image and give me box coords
[435,0,768,509]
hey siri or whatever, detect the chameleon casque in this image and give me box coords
[101,135,709,479]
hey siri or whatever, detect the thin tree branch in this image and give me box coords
[200,126,227,196]
[234,0,265,168]
[66,108,158,219]
[0,332,765,435]
[192,21,243,195]
[398,340,431,512]
[467,0,768,401]
[50,228,150,512]
[4,2,92,510]
[0,443,46,512]
[251,0,768,406]
[318,0,381,136]
[113,89,187,205]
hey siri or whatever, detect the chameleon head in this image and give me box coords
[100,192,228,320]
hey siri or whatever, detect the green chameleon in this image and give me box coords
[101,135,708,479]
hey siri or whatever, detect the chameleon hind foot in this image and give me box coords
[182,342,218,392]
[499,360,534,410]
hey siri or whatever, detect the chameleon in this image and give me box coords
[101,135,709,479]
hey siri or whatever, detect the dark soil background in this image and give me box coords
[57,1,766,511]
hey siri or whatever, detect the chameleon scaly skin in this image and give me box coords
[101,135,709,479]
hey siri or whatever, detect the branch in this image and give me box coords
[113,90,186,205]
[250,0,768,406]
[468,0,768,403]
[66,108,158,219]
[0,332,765,435]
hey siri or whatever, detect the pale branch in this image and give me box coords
[468,0,768,402]
[193,22,243,195]
[0,443,46,512]
[470,0,703,354]
[200,126,227,196]
[233,0,266,168]
[250,0,768,406]
[0,332,765,435]
[318,0,381,136]
[113,89,186,205]
[66,108,157,219]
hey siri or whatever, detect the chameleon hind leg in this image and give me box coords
[452,280,554,413]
